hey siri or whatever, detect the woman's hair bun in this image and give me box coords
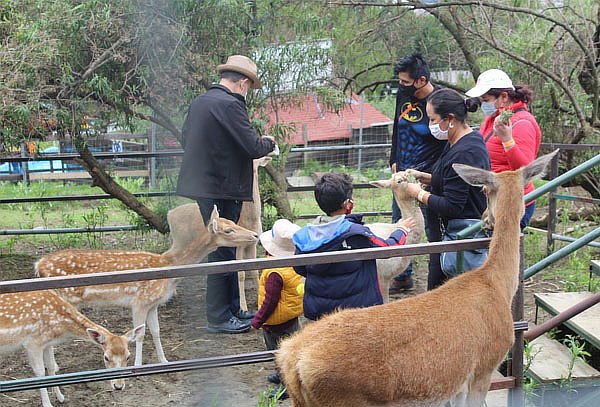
[464,97,480,113]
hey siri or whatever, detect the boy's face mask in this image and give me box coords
[345,199,354,215]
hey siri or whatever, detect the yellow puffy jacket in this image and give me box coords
[258,266,304,326]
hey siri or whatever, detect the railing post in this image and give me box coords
[546,154,559,255]
[509,236,525,407]
[21,143,29,184]
[150,126,157,189]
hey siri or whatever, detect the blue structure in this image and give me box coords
[0,145,103,175]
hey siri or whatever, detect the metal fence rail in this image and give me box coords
[1,142,599,163]
[1,237,532,396]
[0,225,140,236]
[0,351,277,393]
[0,238,490,294]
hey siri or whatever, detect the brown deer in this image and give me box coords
[166,156,273,311]
[277,150,558,407]
[369,171,426,303]
[34,206,258,366]
[0,290,144,407]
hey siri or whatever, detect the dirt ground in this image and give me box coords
[0,243,562,407]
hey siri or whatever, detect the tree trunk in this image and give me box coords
[264,161,293,220]
[430,8,480,80]
[73,135,168,234]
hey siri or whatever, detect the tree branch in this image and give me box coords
[72,134,168,234]
[343,62,393,93]
[330,0,599,121]
[58,37,128,100]
[429,7,480,80]
[458,24,590,139]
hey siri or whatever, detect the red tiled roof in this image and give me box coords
[263,93,392,145]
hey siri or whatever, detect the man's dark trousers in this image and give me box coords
[197,199,243,324]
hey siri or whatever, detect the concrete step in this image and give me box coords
[526,334,600,383]
[485,370,509,407]
[534,292,600,350]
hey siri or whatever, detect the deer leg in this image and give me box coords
[146,305,168,364]
[238,272,248,311]
[26,346,53,407]
[247,244,259,308]
[43,347,65,403]
[237,245,248,311]
[380,273,391,304]
[464,372,492,407]
[131,307,148,366]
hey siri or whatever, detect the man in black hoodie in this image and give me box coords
[177,55,276,334]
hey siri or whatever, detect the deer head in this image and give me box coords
[86,324,145,390]
[453,149,559,228]
[370,171,413,201]
[206,205,259,247]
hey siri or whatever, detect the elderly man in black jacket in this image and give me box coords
[177,55,276,334]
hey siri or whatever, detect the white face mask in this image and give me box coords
[429,122,449,140]
[239,80,249,98]
[481,101,498,116]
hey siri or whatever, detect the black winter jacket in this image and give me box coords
[176,84,275,201]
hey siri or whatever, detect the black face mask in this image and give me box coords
[399,80,426,97]
[399,83,418,96]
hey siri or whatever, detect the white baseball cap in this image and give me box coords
[466,69,515,97]
[260,219,301,257]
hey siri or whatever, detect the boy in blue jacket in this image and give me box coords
[292,172,415,321]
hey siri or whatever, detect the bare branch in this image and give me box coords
[343,62,393,93]
[330,0,598,99]
[429,7,480,79]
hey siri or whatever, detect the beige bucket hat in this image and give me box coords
[217,55,262,89]
[260,219,301,257]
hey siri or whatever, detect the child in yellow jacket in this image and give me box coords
[251,219,303,388]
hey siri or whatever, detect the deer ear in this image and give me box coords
[210,205,220,220]
[259,156,272,166]
[522,149,559,185]
[369,180,392,189]
[87,328,106,345]
[452,163,498,188]
[267,143,280,156]
[125,325,146,343]
[207,219,218,234]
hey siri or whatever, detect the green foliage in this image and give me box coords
[560,335,591,386]
[523,340,542,396]
[366,95,396,121]
[257,386,286,406]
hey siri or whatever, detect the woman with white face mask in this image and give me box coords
[401,88,491,290]
[466,69,542,230]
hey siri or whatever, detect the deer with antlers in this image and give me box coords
[277,151,557,407]
[34,206,258,366]
[0,290,144,407]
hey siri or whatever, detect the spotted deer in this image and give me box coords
[368,171,426,303]
[277,151,558,407]
[0,290,144,407]
[34,206,258,366]
[166,156,273,311]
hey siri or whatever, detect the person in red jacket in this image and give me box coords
[466,69,542,229]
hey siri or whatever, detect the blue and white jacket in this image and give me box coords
[292,214,409,320]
